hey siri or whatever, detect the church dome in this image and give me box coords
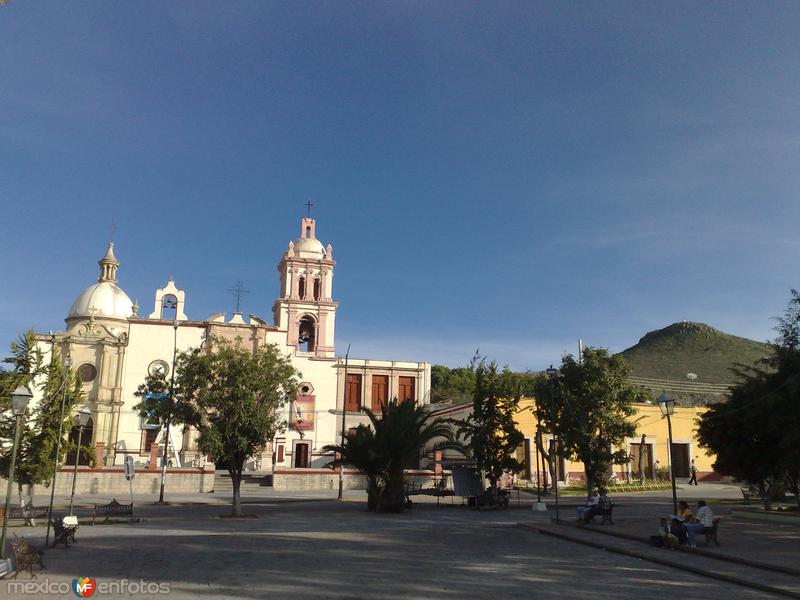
[67,241,133,321]
[292,235,325,258]
[68,281,134,320]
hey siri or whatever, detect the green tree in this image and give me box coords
[697,290,800,506]
[431,362,477,404]
[163,337,299,516]
[0,332,83,505]
[534,348,644,496]
[134,365,197,460]
[324,399,458,512]
[456,360,524,491]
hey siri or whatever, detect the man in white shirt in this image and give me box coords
[576,490,600,522]
[685,500,714,547]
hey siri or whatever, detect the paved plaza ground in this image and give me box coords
[2,483,798,599]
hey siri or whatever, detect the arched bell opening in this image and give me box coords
[298,316,316,352]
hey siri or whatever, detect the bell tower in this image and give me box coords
[273,216,337,358]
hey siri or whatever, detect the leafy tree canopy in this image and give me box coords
[697,290,800,504]
[455,360,525,489]
[533,347,644,493]
[166,336,300,515]
[0,332,83,498]
[430,351,483,404]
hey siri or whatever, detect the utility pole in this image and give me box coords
[337,344,350,500]
[45,352,72,547]
[158,321,179,503]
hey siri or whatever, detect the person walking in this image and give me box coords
[688,460,698,486]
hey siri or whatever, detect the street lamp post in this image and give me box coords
[68,406,92,516]
[158,321,179,504]
[546,365,560,524]
[1,385,33,568]
[45,356,72,547]
[657,393,678,515]
[534,421,542,503]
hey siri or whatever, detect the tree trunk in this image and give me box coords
[638,437,646,485]
[547,438,557,489]
[584,466,591,501]
[230,467,242,517]
[535,432,550,492]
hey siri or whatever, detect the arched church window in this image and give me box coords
[298,277,306,300]
[298,316,316,353]
[305,226,311,237]
[313,278,321,301]
[161,294,178,321]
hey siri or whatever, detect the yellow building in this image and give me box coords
[514,398,718,484]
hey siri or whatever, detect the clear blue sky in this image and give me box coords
[2,2,799,371]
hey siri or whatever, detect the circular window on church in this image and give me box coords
[78,363,97,383]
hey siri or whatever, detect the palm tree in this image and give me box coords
[325,399,460,512]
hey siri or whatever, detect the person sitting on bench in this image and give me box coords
[583,488,612,523]
[685,500,714,548]
[576,489,600,522]
[677,500,693,523]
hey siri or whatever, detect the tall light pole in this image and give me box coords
[337,345,350,501]
[45,355,72,547]
[657,393,678,515]
[1,385,33,569]
[534,421,542,503]
[68,406,92,516]
[546,365,560,524]
[158,320,179,504]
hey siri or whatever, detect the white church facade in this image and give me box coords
[33,216,431,490]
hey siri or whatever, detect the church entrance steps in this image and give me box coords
[213,471,273,493]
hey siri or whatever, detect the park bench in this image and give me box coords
[596,501,615,525]
[9,535,45,579]
[475,489,510,510]
[0,504,49,526]
[584,501,615,525]
[92,499,133,525]
[702,517,721,546]
[740,487,756,504]
[50,515,79,548]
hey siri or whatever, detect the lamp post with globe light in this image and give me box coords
[1,385,33,567]
[657,392,678,515]
[68,406,92,516]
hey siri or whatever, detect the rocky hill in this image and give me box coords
[619,321,770,404]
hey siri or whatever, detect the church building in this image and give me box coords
[33,216,431,490]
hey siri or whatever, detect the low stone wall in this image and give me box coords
[0,466,215,500]
[272,469,441,491]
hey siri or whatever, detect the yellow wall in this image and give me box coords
[514,398,717,482]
